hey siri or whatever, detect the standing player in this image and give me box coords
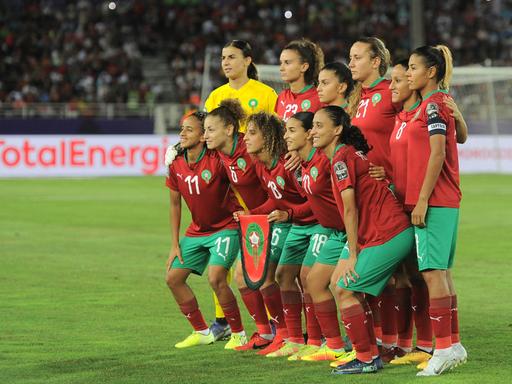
[348,36,401,355]
[202,99,275,350]
[275,39,324,121]
[238,112,318,356]
[310,106,414,375]
[165,111,247,350]
[204,40,278,132]
[283,112,354,363]
[317,62,354,109]
[203,40,278,338]
[406,45,466,376]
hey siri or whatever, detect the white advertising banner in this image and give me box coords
[0,135,179,177]
[0,134,511,177]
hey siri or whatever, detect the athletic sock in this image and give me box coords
[314,298,344,350]
[239,287,272,335]
[281,290,304,344]
[341,303,373,363]
[367,295,382,341]
[361,299,379,356]
[450,295,460,344]
[303,294,322,346]
[380,286,398,347]
[260,283,288,338]
[219,297,244,333]
[411,280,433,350]
[429,296,452,350]
[395,287,413,350]
[179,297,208,331]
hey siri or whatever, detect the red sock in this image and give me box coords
[260,283,288,338]
[430,296,452,350]
[303,294,322,346]
[341,303,373,362]
[395,287,413,349]
[281,290,304,343]
[361,299,379,357]
[179,297,208,331]
[314,298,344,350]
[450,295,460,343]
[239,288,271,335]
[412,281,433,349]
[367,295,382,340]
[219,298,244,333]
[380,286,398,346]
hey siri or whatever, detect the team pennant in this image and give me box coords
[239,215,273,290]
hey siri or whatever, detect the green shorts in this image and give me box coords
[171,229,240,275]
[316,230,347,266]
[337,227,414,296]
[279,224,334,267]
[415,207,459,271]
[270,223,292,264]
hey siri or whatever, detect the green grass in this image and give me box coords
[1,175,511,384]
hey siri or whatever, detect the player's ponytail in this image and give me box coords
[284,38,325,86]
[209,99,246,135]
[225,40,259,80]
[247,112,287,159]
[321,105,372,154]
[411,44,454,90]
[347,37,391,118]
[290,111,314,131]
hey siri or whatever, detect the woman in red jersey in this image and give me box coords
[281,111,354,363]
[236,112,322,357]
[202,99,275,350]
[405,45,466,376]
[310,106,414,375]
[276,38,324,122]
[165,111,247,350]
[347,36,400,355]
[317,62,354,109]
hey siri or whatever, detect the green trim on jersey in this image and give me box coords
[306,147,317,162]
[407,99,421,111]
[423,89,449,100]
[298,84,314,94]
[340,102,349,109]
[269,157,278,170]
[368,76,386,88]
[230,134,239,157]
[184,146,206,164]
[330,144,346,162]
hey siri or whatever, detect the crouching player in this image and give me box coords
[311,106,414,374]
[165,111,247,349]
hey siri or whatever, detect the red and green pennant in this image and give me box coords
[239,215,273,290]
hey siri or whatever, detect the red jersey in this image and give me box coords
[250,156,316,225]
[331,144,410,248]
[216,133,268,210]
[405,90,461,208]
[389,100,421,207]
[166,148,240,236]
[351,78,401,177]
[301,148,344,230]
[275,85,322,121]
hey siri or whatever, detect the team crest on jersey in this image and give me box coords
[301,99,311,111]
[201,169,212,183]
[276,176,285,188]
[248,98,259,109]
[372,93,382,106]
[310,166,318,181]
[334,161,348,181]
[237,157,247,171]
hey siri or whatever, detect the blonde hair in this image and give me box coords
[347,37,391,117]
[411,44,454,90]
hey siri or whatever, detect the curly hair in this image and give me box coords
[208,98,246,134]
[247,112,287,159]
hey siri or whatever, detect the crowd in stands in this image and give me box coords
[0,0,510,108]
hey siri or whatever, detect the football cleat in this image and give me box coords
[257,335,284,356]
[266,341,302,357]
[301,345,352,362]
[224,333,248,350]
[329,349,357,368]
[331,358,378,375]
[390,348,432,365]
[416,348,458,376]
[287,344,320,361]
[175,331,214,349]
[234,332,272,351]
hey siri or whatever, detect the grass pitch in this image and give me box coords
[1,175,512,384]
